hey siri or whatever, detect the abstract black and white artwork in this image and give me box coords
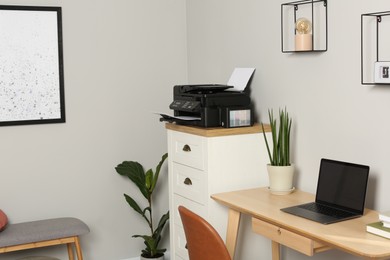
[0,5,65,126]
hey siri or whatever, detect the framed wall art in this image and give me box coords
[0,5,65,126]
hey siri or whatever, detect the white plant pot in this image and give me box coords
[140,255,164,260]
[267,164,295,195]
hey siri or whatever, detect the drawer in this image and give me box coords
[252,218,329,256]
[173,224,189,260]
[172,163,207,205]
[170,131,205,170]
[173,194,207,228]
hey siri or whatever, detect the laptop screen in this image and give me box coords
[316,159,370,214]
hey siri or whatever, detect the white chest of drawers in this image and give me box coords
[166,123,271,260]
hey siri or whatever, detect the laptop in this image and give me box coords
[281,158,370,224]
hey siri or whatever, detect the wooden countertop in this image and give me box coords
[165,123,271,137]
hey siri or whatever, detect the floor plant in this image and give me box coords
[115,153,169,259]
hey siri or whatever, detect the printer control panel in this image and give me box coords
[170,100,200,112]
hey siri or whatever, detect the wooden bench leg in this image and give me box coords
[66,237,83,260]
[74,236,84,260]
[67,242,75,260]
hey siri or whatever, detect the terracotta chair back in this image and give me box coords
[178,206,231,260]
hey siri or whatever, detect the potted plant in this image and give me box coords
[261,108,294,194]
[115,153,169,259]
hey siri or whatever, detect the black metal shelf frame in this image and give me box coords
[361,11,390,85]
[281,0,328,53]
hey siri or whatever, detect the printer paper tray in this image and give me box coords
[157,112,213,127]
[157,112,201,121]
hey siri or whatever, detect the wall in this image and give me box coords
[187,0,390,259]
[2,1,389,259]
[0,0,187,259]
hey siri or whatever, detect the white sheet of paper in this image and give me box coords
[227,68,256,91]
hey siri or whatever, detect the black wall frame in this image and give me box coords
[281,0,328,53]
[361,11,390,85]
[0,5,65,126]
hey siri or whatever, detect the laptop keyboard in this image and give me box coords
[298,203,355,218]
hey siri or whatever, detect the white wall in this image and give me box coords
[2,0,390,259]
[187,0,390,259]
[0,0,187,259]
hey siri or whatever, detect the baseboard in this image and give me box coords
[120,251,170,260]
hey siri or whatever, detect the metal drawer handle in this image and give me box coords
[184,177,192,185]
[182,144,191,152]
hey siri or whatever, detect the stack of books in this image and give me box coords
[366,211,390,239]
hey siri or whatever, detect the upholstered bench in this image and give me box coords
[0,217,89,260]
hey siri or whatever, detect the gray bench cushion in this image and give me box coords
[0,217,89,248]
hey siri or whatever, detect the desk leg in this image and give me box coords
[225,209,241,260]
[271,241,281,260]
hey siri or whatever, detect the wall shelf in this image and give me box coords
[281,0,328,53]
[361,11,390,85]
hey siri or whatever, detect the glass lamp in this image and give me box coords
[295,18,312,51]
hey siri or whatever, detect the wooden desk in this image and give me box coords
[211,187,390,260]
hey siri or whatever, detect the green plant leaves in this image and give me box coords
[145,169,153,191]
[124,194,144,215]
[115,161,149,199]
[153,211,169,241]
[151,153,168,192]
[115,153,169,258]
[135,211,169,257]
[262,108,292,166]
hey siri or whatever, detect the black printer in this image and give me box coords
[164,84,253,128]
